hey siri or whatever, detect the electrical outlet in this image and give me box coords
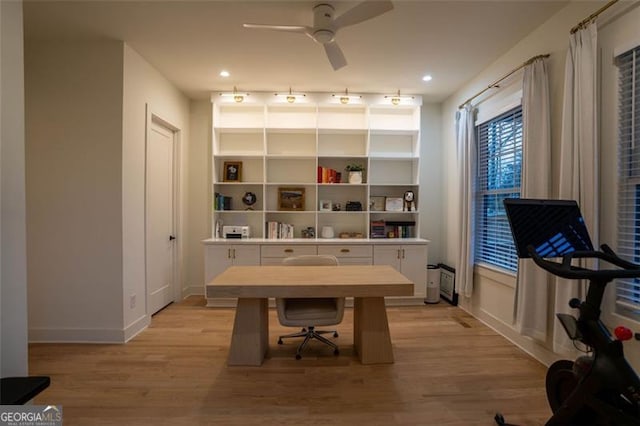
[130,294,136,309]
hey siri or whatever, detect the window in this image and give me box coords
[616,46,640,318]
[475,106,523,271]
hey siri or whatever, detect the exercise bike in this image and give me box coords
[496,198,640,426]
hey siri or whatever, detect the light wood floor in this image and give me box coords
[29,296,550,425]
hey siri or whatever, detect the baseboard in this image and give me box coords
[29,326,127,344]
[182,285,204,298]
[124,314,150,342]
[457,304,560,367]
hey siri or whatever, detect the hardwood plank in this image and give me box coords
[28,296,550,425]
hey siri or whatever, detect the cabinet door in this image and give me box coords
[204,245,233,285]
[400,245,427,297]
[373,245,402,271]
[232,245,260,266]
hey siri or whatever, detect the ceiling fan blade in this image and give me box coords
[324,41,347,71]
[243,24,310,35]
[333,0,394,30]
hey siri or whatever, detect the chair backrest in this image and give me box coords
[282,254,339,266]
[277,254,344,327]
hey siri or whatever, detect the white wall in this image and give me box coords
[25,40,125,342]
[122,45,190,337]
[185,100,211,295]
[24,40,190,343]
[1,0,28,376]
[440,1,603,365]
[419,102,444,264]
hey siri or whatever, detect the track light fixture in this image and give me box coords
[219,86,249,103]
[275,87,306,103]
[385,90,414,106]
[332,88,362,104]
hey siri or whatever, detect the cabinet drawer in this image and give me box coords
[318,245,373,258]
[261,245,317,258]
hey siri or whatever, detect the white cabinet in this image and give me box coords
[211,92,422,241]
[374,245,427,297]
[317,244,372,265]
[204,245,260,285]
[204,240,427,305]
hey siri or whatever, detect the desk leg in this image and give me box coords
[227,298,269,366]
[353,297,394,364]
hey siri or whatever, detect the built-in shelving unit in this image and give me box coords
[211,92,422,241]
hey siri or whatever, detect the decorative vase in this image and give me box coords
[321,226,334,239]
[348,171,363,184]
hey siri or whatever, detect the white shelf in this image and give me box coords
[211,92,421,239]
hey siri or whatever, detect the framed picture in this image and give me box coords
[278,187,306,211]
[319,200,332,211]
[439,263,458,306]
[369,196,386,212]
[385,197,403,212]
[223,161,242,182]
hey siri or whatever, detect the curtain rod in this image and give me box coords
[458,54,549,110]
[570,0,619,34]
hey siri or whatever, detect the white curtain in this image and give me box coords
[514,57,551,340]
[556,23,599,354]
[456,105,476,297]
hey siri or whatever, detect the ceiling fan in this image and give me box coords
[243,1,394,71]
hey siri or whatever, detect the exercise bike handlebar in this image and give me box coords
[526,244,640,281]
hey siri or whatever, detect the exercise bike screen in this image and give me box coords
[503,198,594,259]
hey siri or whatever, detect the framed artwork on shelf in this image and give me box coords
[223,161,242,182]
[319,200,332,211]
[385,197,403,212]
[369,196,386,211]
[278,187,306,211]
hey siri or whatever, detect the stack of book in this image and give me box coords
[386,221,416,238]
[266,221,295,239]
[317,166,342,183]
[370,220,386,238]
[214,193,232,210]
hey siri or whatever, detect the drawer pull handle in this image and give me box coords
[340,249,350,253]
[284,249,294,253]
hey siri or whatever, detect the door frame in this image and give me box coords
[145,106,182,316]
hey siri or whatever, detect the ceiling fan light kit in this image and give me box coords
[243,1,394,71]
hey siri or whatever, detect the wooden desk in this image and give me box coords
[207,265,414,366]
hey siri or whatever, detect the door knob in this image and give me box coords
[169,235,176,241]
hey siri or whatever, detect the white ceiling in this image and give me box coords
[23,0,569,101]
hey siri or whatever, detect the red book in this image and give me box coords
[317,166,322,183]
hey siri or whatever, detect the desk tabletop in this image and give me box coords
[207,265,414,298]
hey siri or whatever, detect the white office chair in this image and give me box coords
[276,255,345,359]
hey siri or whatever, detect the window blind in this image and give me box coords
[616,46,640,317]
[475,106,523,272]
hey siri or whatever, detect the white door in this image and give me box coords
[146,120,176,315]
[399,245,427,298]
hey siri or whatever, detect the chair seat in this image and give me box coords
[282,298,340,322]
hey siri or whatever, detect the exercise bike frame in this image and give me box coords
[528,244,640,425]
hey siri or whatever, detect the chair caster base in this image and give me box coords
[333,332,339,337]
[295,354,302,360]
[334,349,339,356]
[278,339,283,345]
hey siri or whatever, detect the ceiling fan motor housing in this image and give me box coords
[313,3,336,43]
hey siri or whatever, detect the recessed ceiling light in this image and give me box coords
[422,75,433,82]
[220,70,230,77]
